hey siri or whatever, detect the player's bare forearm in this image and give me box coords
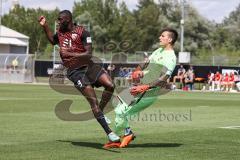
[130,74,170,95]
[149,74,170,89]
[43,25,54,44]
[133,59,149,70]
[38,16,54,44]
[60,45,92,61]
[63,52,92,59]
[139,60,149,70]
[82,44,92,56]
[61,51,92,60]
[74,44,92,58]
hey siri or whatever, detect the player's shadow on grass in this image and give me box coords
[57,140,120,153]
[58,140,182,150]
[127,143,182,148]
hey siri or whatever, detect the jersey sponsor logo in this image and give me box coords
[86,37,92,43]
[77,80,83,87]
[71,33,78,41]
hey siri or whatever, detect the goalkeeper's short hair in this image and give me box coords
[160,28,178,45]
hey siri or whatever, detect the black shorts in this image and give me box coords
[67,63,106,88]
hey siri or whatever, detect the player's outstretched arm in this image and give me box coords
[149,74,170,89]
[38,16,55,45]
[131,58,150,81]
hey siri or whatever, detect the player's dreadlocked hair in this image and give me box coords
[160,28,178,45]
[59,10,72,21]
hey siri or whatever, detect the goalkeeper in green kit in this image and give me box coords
[114,28,178,148]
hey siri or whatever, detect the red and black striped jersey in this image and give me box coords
[53,26,92,69]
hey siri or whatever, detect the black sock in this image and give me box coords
[99,89,114,112]
[96,112,112,135]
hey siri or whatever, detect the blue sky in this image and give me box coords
[1,0,240,23]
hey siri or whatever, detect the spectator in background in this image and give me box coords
[212,71,222,91]
[107,64,116,78]
[116,67,132,87]
[118,67,125,77]
[184,65,195,90]
[208,72,215,90]
[173,65,186,89]
[235,73,240,92]
[118,67,130,77]
[236,82,240,92]
[202,71,214,91]
[12,58,19,70]
[221,73,229,91]
[228,72,236,92]
[123,68,131,78]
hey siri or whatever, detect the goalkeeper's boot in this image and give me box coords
[103,132,121,149]
[120,127,136,148]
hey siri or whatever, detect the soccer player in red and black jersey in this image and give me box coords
[39,10,120,148]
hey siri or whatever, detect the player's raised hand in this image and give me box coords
[38,16,46,26]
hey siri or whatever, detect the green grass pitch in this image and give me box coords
[0,83,239,160]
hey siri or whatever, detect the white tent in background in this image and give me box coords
[0,25,29,54]
[0,25,33,83]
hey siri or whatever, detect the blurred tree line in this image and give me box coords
[2,0,240,64]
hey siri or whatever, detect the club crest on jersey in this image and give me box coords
[71,34,78,41]
[87,37,92,43]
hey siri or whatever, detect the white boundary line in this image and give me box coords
[219,126,240,129]
[0,97,80,101]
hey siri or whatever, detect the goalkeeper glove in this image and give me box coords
[131,68,144,81]
[130,84,150,96]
